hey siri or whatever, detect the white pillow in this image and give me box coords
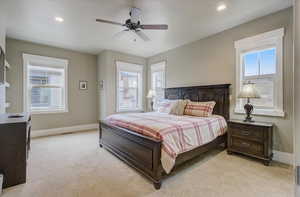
[156,99,188,115]
[156,99,178,113]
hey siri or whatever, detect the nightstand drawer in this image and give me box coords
[230,137,264,157]
[227,120,273,165]
[229,125,264,142]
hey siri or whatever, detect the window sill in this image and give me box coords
[234,108,284,117]
[30,109,68,115]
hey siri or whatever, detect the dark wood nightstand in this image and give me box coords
[227,119,274,166]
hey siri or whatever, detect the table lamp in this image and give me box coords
[238,82,260,122]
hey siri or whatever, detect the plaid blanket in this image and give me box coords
[105,112,227,173]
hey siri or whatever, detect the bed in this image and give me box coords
[99,84,230,189]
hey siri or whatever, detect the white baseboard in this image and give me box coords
[273,150,294,165]
[31,123,99,138]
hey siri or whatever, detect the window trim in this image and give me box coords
[116,61,144,113]
[234,28,284,117]
[23,54,69,114]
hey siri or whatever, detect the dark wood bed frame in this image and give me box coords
[99,84,230,190]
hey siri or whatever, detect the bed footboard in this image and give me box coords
[99,121,163,189]
[99,121,227,190]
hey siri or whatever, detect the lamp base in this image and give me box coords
[243,102,254,122]
[150,100,154,112]
[243,117,255,122]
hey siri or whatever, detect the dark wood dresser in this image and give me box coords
[227,119,273,166]
[0,113,31,188]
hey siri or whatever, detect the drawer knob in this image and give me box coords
[241,130,250,136]
[241,142,250,147]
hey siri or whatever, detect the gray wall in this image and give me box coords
[6,38,98,130]
[294,1,300,169]
[0,3,7,114]
[0,3,6,50]
[0,20,5,50]
[97,50,147,119]
[147,8,293,153]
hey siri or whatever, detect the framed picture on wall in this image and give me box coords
[79,81,88,90]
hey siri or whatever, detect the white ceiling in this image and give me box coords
[3,0,292,57]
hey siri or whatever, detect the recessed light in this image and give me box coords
[217,4,227,11]
[55,17,64,23]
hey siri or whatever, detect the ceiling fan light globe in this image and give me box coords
[130,7,142,24]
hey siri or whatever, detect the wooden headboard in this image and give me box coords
[165,84,231,120]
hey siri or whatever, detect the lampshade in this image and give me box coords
[238,82,260,99]
[147,89,156,98]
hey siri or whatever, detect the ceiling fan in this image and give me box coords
[96,7,168,42]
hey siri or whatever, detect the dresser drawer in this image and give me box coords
[229,123,264,142]
[230,137,264,157]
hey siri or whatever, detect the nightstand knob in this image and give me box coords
[241,142,250,147]
[240,130,250,136]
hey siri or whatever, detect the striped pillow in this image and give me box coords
[184,101,216,117]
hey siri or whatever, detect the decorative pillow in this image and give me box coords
[156,99,188,115]
[156,100,178,113]
[184,101,216,117]
[170,100,188,115]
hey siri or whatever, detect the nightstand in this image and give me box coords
[227,119,274,166]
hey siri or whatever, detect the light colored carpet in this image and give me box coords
[2,131,294,197]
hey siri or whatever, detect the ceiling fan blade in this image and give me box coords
[140,24,168,30]
[135,30,150,42]
[113,29,129,39]
[96,19,124,26]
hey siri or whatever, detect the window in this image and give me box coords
[116,61,143,112]
[150,61,166,109]
[23,54,68,114]
[235,28,284,117]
